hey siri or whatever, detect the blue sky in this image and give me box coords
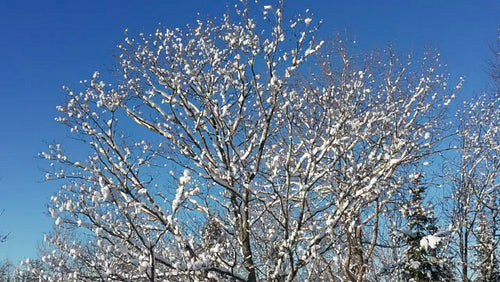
[0,0,498,263]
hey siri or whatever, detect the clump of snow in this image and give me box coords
[172,170,191,212]
[420,234,441,250]
[179,169,191,185]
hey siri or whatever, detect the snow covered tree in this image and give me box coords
[19,227,103,281]
[441,30,500,281]
[399,173,453,281]
[37,2,326,280]
[309,42,460,281]
[472,32,500,282]
[32,1,461,281]
[445,90,500,281]
[0,260,13,282]
[474,211,499,282]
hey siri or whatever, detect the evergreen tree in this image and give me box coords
[401,174,453,281]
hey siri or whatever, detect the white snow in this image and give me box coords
[420,234,441,250]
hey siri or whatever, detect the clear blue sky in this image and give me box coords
[0,0,498,264]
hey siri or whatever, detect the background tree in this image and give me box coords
[19,227,109,281]
[474,211,499,281]
[0,260,14,282]
[399,173,453,281]
[302,42,459,281]
[446,92,500,281]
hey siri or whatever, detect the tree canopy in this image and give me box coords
[12,1,500,281]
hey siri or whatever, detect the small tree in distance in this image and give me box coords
[400,174,453,281]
